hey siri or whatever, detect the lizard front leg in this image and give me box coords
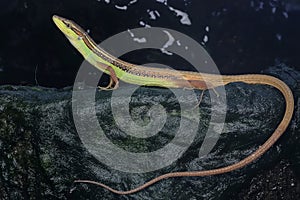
[97,64,119,90]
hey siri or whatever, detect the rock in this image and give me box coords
[231,160,300,200]
[0,64,299,199]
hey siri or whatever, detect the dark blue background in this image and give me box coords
[0,0,299,87]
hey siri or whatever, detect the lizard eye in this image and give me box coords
[66,23,71,28]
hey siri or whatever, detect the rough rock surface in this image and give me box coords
[0,65,299,199]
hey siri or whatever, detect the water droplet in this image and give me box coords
[276,33,282,41]
[205,26,209,32]
[203,35,209,43]
[115,5,127,10]
[282,12,288,18]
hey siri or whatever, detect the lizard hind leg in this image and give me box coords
[211,87,220,97]
[193,90,205,108]
[193,87,221,108]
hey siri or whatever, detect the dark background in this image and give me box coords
[0,0,299,88]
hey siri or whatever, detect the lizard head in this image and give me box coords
[52,15,87,41]
[52,15,97,59]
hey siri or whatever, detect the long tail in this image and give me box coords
[74,74,294,195]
